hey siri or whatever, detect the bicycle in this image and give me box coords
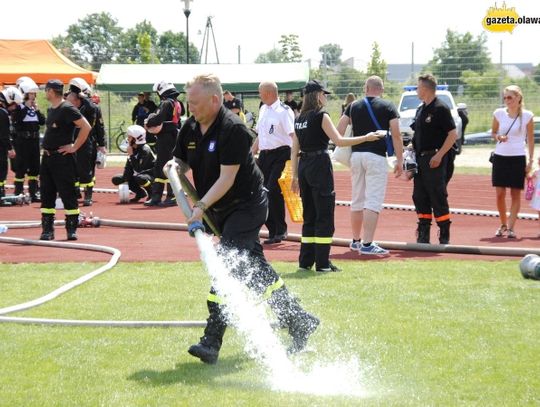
[109,120,127,153]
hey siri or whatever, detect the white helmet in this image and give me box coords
[16,76,33,87]
[68,77,90,96]
[127,125,146,144]
[1,87,23,105]
[19,79,39,95]
[153,80,176,96]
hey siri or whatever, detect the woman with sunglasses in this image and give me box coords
[491,85,535,238]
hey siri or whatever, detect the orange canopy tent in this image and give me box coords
[0,39,96,86]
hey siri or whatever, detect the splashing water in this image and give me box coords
[194,232,369,397]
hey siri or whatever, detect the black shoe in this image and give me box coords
[39,231,55,241]
[316,262,342,273]
[159,197,176,207]
[129,194,147,203]
[188,343,219,364]
[263,232,287,244]
[83,198,93,207]
[297,265,312,272]
[288,313,320,354]
[67,231,78,241]
[144,199,161,207]
[30,195,41,203]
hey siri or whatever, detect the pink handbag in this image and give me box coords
[525,178,534,201]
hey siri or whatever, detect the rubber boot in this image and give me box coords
[83,186,93,207]
[144,182,164,207]
[0,185,11,206]
[416,221,431,244]
[438,220,451,245]
[39,214,55,241]
[28,179,41,203]
[188,301,227,364]
[65,214,79,241]
[14,180,24,195]
[267,286,319,354]
[160,184,176,207]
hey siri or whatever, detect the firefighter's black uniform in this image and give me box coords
[40,101,83,240]
[294,110,336,270]
[111,142,155,202]
[411,96,456,244]
[12,103,45,201]
[88,103,106,200]
[73,97,98,206]
[144,93,182,206]
[0,107,13,202]
[173,106,319,364]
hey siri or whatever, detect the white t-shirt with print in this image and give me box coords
[493,108,534,157]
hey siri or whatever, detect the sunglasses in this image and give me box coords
[503,95,515,100]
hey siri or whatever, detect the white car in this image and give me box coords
[398,85,466,152]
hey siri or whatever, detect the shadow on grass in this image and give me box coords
[127,354,248,386]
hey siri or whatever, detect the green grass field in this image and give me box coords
[1,260,539,406]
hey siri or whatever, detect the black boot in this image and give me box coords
[267,286,319,354]
[159,184,176,207]
[416,221,431,244]
[28,179,41,203]
[0,185,11,206]
[144,182,164,207]
[188,302,227,364]
[40,214,55,240]
[438,221,451,245]
[83,186,93,206]
[14,180,24,195]
[65,214,79,241]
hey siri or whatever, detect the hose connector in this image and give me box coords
[188,220,205,237]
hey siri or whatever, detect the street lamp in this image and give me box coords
[182,0,192,64]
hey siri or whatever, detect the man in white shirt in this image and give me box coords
[252,81,295,244]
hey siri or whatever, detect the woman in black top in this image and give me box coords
[291,80,379,272]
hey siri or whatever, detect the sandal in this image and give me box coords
[507,229,516,239]
[495,224,507,237]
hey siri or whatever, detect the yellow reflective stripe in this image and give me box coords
[207,293,224,304]
[74,182,80,187]
[155,178,168,184]
[79,182,92,188]
[64,209,80,215]
[27,176,39,181]
[314,237,333,244]
[301,236,316,243]
[41,208,56,214]
[142,181,151,187]
[0,181,5,186]
[14,177,25,182]
[263,278,285,300]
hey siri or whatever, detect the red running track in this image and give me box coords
[1,169,538,264]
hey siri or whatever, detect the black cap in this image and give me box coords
[303,79,331,95]
[45,79,64,91]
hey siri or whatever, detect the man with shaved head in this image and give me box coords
[252,81,295,244]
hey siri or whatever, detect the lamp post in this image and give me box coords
[182,0,192,64]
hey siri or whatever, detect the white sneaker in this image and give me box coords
[349,240,362,251]
[359,242,389,255]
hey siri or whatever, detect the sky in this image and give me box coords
[3,0,540,67]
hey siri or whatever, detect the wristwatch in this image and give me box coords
[193,201,207,211]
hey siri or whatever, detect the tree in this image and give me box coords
[117,20,158,63]
[156,31,199,64]
[366,42,387,80]
[533,63,540,85]
[51,35,85,68]
[64,12,123,70]
[425,30,492,91]
[461,69,503,98]
[138,33,159,64]
[278,34,302,62]
[327,66,366,97]
[318,44,342,67]
[255,48,285,63]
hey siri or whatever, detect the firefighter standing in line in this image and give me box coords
[12,78,45,202]
[0,87,20,204]
[65,77,98,207]
[144,80,183,207]
[87,90,107,192]
[166,74,319,364]
[39,79,91,241]
[410,74,457,244]
[291,80,378,272]
[111,125,155,203]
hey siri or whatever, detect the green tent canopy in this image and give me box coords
[96,62,310,93]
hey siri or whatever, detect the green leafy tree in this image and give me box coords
[51,35,85,68]
[366,42,387,80]
[64,12,123,70]
[278,34,302,62]
[319,44,342,67]
[156,30,198,63]
[328,66,366,97]
[255,48,285,63]
[425,30,492,91]
[138,33,159,64]
[532,63,540,85]
[461,69,503,98]
[117,20,158,63]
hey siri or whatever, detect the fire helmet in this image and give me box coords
[127,125,146,144]
[0,87,23,105]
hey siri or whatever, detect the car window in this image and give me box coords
[400,94,454,111]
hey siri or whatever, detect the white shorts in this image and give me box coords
[350,152,388,212]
